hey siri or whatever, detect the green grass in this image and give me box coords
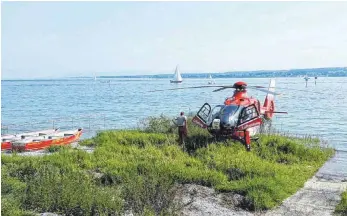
[46,144,69,153]
[1,116,334,214]
[335,190,347,215]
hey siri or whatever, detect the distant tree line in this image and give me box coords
[98,67,347,79]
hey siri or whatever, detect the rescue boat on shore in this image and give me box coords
[1,129,59,150]
[1,128,82,151]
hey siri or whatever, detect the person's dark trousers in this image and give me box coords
[178,126,186,145]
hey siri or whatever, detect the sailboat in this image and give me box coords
[170,65,183,83]
[303,75,310,81]
[304,75,310,87]
[208,74,215,84]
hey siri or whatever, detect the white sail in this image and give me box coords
[172,65,183,82]
[208,74,215,84]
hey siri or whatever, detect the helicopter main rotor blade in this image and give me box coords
[149,84,281,95]
[149,85,233,92]
[211,85,281,95]
[212,87,232,92]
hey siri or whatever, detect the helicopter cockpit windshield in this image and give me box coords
[219,105,242,128]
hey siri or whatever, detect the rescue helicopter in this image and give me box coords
[150,79,287,151]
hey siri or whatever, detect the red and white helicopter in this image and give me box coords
[151,79,287,151]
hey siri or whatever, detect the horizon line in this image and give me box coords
[2,66,346,80]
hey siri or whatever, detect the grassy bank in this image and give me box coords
[335,190,347,215]
[1,116,334,215]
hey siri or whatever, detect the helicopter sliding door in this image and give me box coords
[192,103,212,128]
[237,105,262,135]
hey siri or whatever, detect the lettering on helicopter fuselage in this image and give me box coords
[192,116,207,128]
[238,119,261,130]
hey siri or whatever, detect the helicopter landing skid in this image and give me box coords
[209,129,258,152]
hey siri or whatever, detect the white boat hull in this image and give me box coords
[170,80,183,83]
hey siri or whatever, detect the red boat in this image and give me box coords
[2,128,82,151]
[1,141,11,150]
[1,129,59,151]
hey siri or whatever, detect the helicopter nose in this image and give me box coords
[220,116,230,127]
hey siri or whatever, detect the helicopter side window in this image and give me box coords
[207,105,225,124]
[199,107,210,120]
[196,103,212,124]
[211,105,225,119]
[240,105,258,124]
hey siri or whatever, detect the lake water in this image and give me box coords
[1,77,347,151]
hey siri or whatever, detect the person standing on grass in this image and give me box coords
[175,112,188,145]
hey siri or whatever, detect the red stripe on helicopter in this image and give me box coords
[192,116,208,129]
[237,118,262,131]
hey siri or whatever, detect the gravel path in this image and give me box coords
[264,150,347,216]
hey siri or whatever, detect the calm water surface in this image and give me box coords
[1,77,347,151]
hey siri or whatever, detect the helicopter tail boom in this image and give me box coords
[263,79,276,119]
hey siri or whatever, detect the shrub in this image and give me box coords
[122,173,179,215]
[1,198,36,216]
[335,190,347,215]
[138,114,176,134]
[78,138,95,147]
[23,163,123,215]
[93,130,174,148]
[47,145,67,153]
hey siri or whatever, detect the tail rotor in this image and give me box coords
[263,79,276,119]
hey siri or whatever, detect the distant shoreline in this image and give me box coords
[97,66,347,79]
[2,66,347,80]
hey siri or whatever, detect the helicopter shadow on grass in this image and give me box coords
[184,132,253,155]
[183,126,241,154]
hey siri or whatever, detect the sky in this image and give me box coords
[1,1,347,79]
